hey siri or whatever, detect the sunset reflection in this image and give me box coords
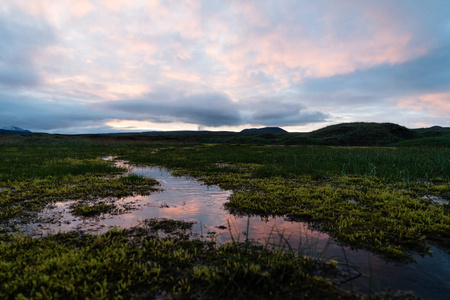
[23,163,449,299]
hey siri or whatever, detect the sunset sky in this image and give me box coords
[1,0,449,133]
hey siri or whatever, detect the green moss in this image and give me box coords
[0,226,356,299]
[205,173,448,261]
[144,218,195,234]
[0,174,159,221]
[0,135,447,297]
[70,202,116,217]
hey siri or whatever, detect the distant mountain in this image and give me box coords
[240,127,287,134]
[0,126,32,134]
[430,126,450,129]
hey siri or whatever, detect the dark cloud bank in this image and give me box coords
[101,91,328,128]
[302,46,450,97]
[0,90,328,133]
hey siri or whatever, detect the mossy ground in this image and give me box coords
[0,136,159,225]
[0,224,357,300]
[120,144,449,262]
[0,135,448,298]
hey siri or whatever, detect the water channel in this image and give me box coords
[26,159,450,299]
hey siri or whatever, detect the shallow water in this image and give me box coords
[25,161,450,299]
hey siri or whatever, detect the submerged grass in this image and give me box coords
[143,218,196,234]
[70,202,116,217]
[0,173,159,222]
[222,175,449,260]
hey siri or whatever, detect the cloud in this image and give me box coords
[298,45,450,119]
[1,1,449,132]
[0,6,56,87]
[101,91,241,127]
[283,43,450,128]
[99,89,330,128]
[0,66,40,87]
[0,86,329,133]
[396,92,450,119]
[206,0,440,87]
[303,45,450,95]
[241,99,329,126]
[0,93,112,131]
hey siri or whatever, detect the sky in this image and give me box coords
[0,0,449,133]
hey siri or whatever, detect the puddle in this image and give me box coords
[17,160,450,299]
[422,195,449,206]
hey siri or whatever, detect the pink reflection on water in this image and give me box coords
[21,162,450,300]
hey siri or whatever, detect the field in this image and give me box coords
[0,133,449,299]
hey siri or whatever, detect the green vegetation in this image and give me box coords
[0,131,449,298]
[121,144,449,181]
[0,172,159,222]
[143,218,196,235]
[0,224,357,299]
[70,202,116,217]
[120,144,449,261]
[0,135,159,226]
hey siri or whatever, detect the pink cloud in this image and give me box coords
[3,0,448,132]
[16,0,434,103]
[209,0,431,87]
[13,0,94,24]
[397,92,450,118]
[161,70,202,83]
[99,0,130,12]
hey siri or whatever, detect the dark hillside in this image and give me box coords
[394,134,450,147]
[309,122,418,146]
[413,126,450,137]
[10,122,448,147]
[0,126,32,134]
[240,127,287,134]
[86,122,448,147]
[397,126,450,147]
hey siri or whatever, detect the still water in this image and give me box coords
[28,160,450,299]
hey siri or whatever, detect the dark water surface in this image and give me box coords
[27,160,450,299]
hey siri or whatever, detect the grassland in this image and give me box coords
[0,133,449,299]
[96,122,450,148]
